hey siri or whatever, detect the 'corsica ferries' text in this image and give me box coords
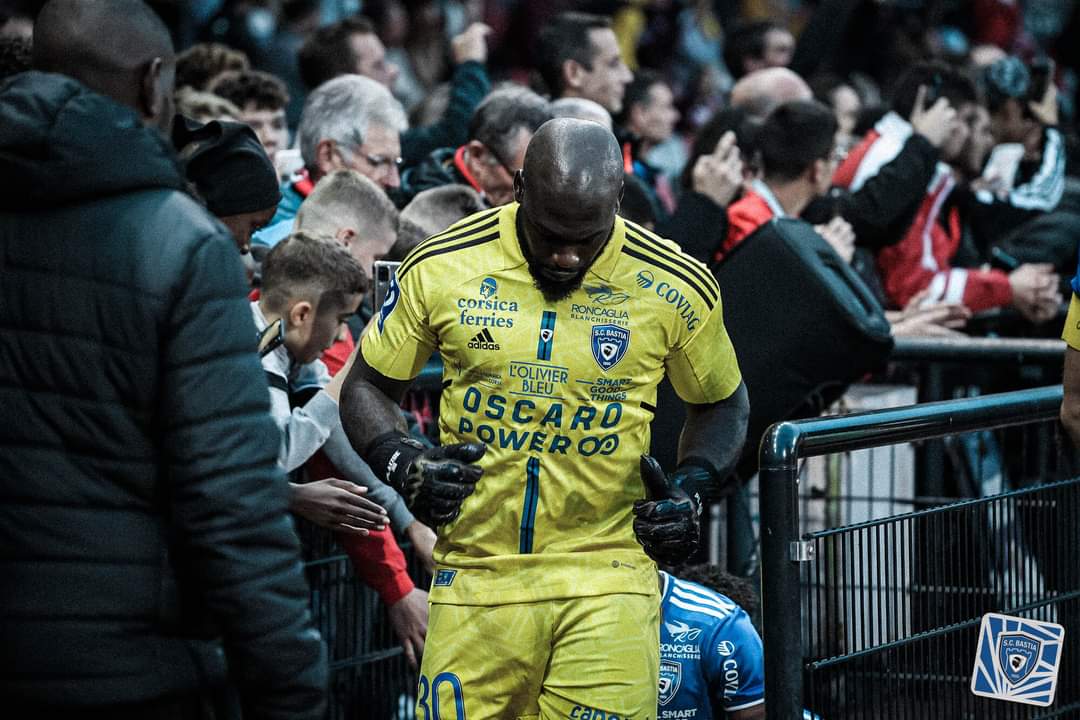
[458,297,519,327]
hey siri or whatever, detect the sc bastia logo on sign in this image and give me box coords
[999,634,1040,684]
[591,324,629,372]
[971,612,1064,707]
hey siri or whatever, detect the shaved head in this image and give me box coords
[521,118,623,210]
[550,96,614,131]
[514,119,624,301]
[34,0,176,131]
[730,67,812,120]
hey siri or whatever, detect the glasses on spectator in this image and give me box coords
[360,151,403,171]
[482,143,517,178]
[337,138,402,172]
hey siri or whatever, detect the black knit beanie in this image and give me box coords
[174,117,282,217]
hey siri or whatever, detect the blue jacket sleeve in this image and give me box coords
[399,61,491,168]
[704,608,765,714]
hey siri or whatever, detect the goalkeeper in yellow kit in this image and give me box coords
[340,119,749,720]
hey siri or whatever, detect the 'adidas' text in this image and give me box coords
[468,328,500,350]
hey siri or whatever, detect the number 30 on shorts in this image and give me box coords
[417,672,466,720]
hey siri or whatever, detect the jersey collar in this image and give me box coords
[497,202,627,282]
[750,179,787,218]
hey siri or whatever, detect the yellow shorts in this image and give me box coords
[416,593,660,720]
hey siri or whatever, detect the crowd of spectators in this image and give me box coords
[2,0,1079,717]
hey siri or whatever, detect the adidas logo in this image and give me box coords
[468,328,500,350]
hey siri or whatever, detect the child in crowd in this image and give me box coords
[254,231,387,535]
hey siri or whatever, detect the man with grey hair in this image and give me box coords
[0,0,326,716]
[255,74,408,248]
[402,185,486,238]
[549,96,613,131]
[396,85,552,207]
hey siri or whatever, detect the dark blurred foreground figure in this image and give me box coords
[0,1,326,717]
[0,34,31,80]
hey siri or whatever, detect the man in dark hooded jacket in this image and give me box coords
[0,1,326,717]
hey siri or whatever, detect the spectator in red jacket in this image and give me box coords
[834,61,1062,320]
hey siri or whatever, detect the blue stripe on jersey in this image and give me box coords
[519,457,541,553]
[536,311,556,360]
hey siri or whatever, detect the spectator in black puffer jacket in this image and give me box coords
[0,1,327,718]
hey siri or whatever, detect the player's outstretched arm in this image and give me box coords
[340,349,413,456]
[340,349,486,527]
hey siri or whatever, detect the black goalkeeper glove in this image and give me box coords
[367,432,487,527]
[632,454,704,566]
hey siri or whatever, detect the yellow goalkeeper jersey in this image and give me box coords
[1064,294,1080,350]
[361,203,742,605]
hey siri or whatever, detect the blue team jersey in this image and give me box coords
[658,571,765,719]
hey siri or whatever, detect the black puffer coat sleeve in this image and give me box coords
[400,60,491,168]
[161,228,328,719]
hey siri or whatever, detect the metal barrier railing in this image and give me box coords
[298,522,424,720]
[890,337,1065,366]
[890,337,1066,501]
[706,337,1067,576]
[760,386,1079,719]
[295,340,1072,718]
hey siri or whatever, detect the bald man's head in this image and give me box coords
[34,0,176,132]
[730,67,811,120]
[513,119,624,301]
[519,118,623,209]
